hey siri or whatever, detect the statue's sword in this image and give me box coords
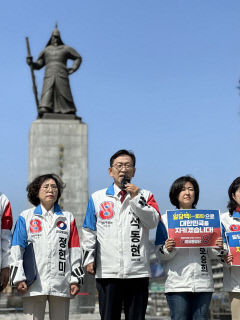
[26,37,39,109]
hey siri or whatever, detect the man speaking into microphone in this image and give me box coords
[82,149,160,320]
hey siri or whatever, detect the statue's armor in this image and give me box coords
[35,44,81,114]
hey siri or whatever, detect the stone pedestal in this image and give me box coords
[29,118,88,235]
[29,118,95,313]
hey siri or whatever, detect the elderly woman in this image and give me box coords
[10,174,84,320]
[155,175,223,320]
[221,177,240,320]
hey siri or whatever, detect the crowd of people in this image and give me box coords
[0,149,240,320]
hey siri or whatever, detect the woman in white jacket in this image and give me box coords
[10,174,84,320]
[221,176,240,320]
[155,175,223,320]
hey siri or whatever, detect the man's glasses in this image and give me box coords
[112,163,134,170]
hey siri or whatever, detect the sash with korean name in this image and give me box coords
[167,209,221,248]
[226,231,240,266]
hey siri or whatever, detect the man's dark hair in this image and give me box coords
[27,173,65,206]
[169,175,199,209]
[110,149,136,167]
[227,177,240,215]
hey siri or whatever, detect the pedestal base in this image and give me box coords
[29,118,88,230]
[29,119,95,313]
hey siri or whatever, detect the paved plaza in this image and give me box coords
[0,313,101,320]
[0,312,164,320]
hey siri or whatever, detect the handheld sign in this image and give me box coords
[226,231,240,266]
[167,209,221,248]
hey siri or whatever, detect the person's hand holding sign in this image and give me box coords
[215,237,223,249]
[165,238,176,252]
[225,254,233,264]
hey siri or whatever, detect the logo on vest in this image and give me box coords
[230,224,240,232]
[30,219,42,233]
[99,202,114,220]
[57,221,67,230]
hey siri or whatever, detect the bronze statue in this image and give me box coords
[27,27,82,117]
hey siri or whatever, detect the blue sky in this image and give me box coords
[1,1,240,229]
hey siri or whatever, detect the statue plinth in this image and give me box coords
[29,118,87,233]
[40,113,81,121]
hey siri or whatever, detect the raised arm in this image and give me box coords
[26,50,45,70]
[129,189,160,229]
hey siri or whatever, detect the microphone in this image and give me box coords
[121,175,131,190]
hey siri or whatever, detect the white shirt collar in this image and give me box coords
[113,184,122,196]
[40,204,54,216]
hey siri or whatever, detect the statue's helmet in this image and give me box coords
[46,27,64,47]
[51,28,60,37]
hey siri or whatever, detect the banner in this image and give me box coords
[226,231,240,266]
[167,209,221,248]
